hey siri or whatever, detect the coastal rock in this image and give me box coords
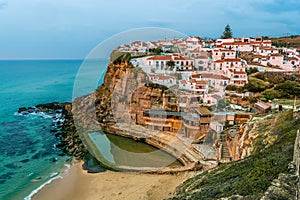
[18,102,88,160]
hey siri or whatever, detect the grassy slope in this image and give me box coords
[270,35,300,49]
[170,110,300,200]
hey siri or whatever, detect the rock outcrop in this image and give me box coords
[18,102,87,159]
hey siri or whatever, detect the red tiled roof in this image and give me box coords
[146,56,172,61]
[180,80,187,84]
[215,45,223,48]
[200,73,230,80]
[213,49,235,52]
[222,42,250,46]
[215,58,241,63]
[191,74,201,79]
[173,57,193,61]
[148,74,175,80]
[234,71,247,75]
[270,53,283,57]
[250,41,262,45]
[259,46,277,50]
[196,80,208,85]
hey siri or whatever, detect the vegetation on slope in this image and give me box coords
[170,110,300,200]
[269,35,300,49]
[226,72,300,101]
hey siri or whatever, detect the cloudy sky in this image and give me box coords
[0,0,299,59]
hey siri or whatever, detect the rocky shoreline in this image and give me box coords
[18,102,105,173]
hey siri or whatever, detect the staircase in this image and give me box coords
[220,133,231,161]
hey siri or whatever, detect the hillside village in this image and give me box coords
[118,35,300,103]
[113,35,298,133]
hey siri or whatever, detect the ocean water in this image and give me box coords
[0,59,184,200]
[0,59,108,200]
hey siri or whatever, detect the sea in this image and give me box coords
[0,59,183,200]
[0,59,108,200]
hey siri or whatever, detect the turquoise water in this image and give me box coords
[0,59,108,200]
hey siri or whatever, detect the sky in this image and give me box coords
[0,0,299,59]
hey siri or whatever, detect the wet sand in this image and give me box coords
[32,162,192,200]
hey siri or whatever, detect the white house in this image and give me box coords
[210,121,224,133]
[174,57,194,71]
[179,78,209,95]
[185,36,202,50]
[148,74,176,87]
[256,46,279,56]
[199,73,230,90]
[268,54,284,67]
[222,42,252,52]
[194,56,210,71]
[214,58,243,72]
[212,49,236,61]
[146,55,172,70]
[228,70,248,86]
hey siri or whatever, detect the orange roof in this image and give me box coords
[260,46,277,50]
[148,74,175,80]
[180,80,187,84]
[173,57,193,61]
[215,58,241,63]
[222,42,250,46]
[270,53,283,57]
[213,49,235,52]
[146,56,172,61]
[200,73,230,80]
[250,41,262,45]
[196,80,208,85]
[234,71,247,75]
[191,74,201,79]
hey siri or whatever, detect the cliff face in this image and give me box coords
[72,59,177,134]
[224,113,287,161]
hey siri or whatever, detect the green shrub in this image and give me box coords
[245,77,270,93]
[262,89,283,100]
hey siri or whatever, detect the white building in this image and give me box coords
[212,49,236,61]
[148,74,176,87]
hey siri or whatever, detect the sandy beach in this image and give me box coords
[31,162,192,200]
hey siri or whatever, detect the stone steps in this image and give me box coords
[220,133,231,159]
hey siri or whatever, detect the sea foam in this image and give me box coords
[23,164,71,200]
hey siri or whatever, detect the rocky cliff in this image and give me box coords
[72,57,178,133]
